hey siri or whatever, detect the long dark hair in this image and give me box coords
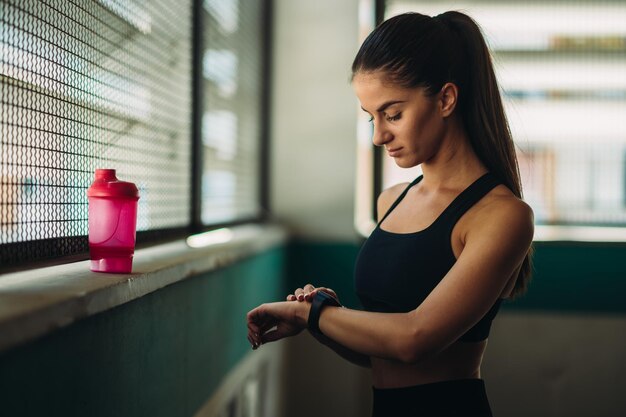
[352,11,533,298]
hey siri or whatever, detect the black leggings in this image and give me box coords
[371,378,493,417]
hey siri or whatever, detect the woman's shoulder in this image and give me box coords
[376,181,412,222]
[488,184,533,214]
[458,186,534,280]
[467,184,534,238]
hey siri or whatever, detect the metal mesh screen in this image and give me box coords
[1,0,192,267]
[202,0,264,225]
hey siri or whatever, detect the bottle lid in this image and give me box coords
[87,169,139,199]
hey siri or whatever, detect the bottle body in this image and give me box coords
[87,169,139,273]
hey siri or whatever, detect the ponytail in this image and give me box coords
[353,11,534,297]
[436,12,533,297]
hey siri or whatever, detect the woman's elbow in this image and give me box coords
[396,327,435,364]
[397,347,420,364]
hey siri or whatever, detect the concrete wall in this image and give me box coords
[269,2,370,415]
[270,0,361,243]
[484,311,626,417]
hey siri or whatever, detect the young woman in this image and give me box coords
[247,11,534,416]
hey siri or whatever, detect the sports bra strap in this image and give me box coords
[377,175,423,226]
[437,173,501,230]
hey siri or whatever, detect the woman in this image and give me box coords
[247,11,534,416]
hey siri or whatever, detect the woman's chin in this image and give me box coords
[394,157,419,169]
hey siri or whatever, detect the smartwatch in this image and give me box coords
[307,291,341,337]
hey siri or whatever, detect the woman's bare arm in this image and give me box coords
[249,199,533,363]
[311,332,371,367]
[306,199,534,363]
[288,287,371,367]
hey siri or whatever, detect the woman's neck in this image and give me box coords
[420,120,487,191]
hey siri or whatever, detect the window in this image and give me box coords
[355,0,626,236]
[0,0,269,270]
[202,0,267,225]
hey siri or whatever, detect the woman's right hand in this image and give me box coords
[286,283,339,304]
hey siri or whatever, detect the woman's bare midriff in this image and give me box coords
[370,339,487,388]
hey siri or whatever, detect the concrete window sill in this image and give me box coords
[533,225,626,242]
[0,223,288,353]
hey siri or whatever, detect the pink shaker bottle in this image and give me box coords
[87,169,139,273]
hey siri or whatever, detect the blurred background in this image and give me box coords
[1,0,625,416]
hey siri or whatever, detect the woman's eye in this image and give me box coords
[367,116,374,123]
[386,113,401,122]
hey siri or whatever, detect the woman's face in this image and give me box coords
[353,71,446,169]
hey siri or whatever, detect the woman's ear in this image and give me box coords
[439,82,458,117]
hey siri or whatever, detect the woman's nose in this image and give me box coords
[372,124,393,147]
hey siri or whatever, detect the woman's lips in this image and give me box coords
[387,147,402,157]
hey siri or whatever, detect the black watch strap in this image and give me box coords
[307,291,341,337]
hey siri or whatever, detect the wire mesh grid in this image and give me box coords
[1,0,192,268]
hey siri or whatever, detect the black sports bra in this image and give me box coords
[354,172,504,342]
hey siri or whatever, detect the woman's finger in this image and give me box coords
[322,287,337,298]
[247,324,260,345]
[307,287,339,303]
[247,334,258,349]
[261,329,282,343]
[286,294,296,301]
[303,283,317,300]
[260,320,277,335]
[294,287,304,301]
[247,307,264,335]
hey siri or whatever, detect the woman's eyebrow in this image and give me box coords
[360,100,406,114]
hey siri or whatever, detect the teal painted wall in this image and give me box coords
[286,240,626,313]
[507,242,626,313]
[0,246,287,417]
[286,240,364,309]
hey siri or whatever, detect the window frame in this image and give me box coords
[0,0,273,273]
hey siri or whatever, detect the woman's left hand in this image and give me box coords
[246,300,311,349]
[287,283,339,303]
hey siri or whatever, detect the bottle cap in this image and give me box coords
[87,169,139,199]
